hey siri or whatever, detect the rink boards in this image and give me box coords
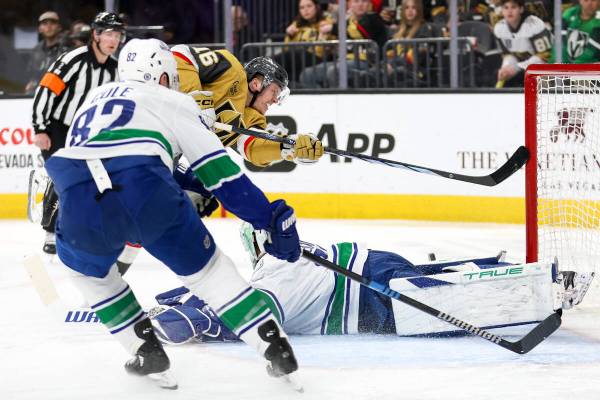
[0,93,526,222]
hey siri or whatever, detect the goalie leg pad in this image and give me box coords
[27,168,49,223]
[41,180,59,232]
[390,262,556,336]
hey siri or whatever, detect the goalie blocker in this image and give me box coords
[149,239,594,344]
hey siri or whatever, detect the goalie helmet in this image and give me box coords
[239,222,268,266]
[118,38,179,90]
[244,57,290,106]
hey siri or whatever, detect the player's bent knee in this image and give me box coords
[69,264,128,305]
[177,248,248,310]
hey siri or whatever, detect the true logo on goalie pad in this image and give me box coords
[463,266,523,280]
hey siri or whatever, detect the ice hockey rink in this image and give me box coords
[2,217,600,400]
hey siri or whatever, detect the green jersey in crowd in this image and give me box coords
[550,5,600,63]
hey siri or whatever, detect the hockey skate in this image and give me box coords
[124,318,178,389]
[258,320,303,392]
[557,270,595,310]
[43,232,56,255]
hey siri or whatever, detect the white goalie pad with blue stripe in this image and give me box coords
[390,261,556,336]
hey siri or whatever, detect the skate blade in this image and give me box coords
[572,272,595,307]
[281,372,304,393]
[147,371,178,390]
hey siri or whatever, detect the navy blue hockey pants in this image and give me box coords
[46,156,216,278]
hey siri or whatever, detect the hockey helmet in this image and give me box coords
[244,57,290,105]
[239,222,268,266]
[91,11,126,42]
[118,38,179,90]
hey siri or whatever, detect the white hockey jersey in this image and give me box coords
[52,81,237,190]
[493,14,552,69]
[250,242,368,335]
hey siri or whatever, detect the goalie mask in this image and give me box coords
[244,57,290,107]
[118,38,179,90]
[239,222,268,266]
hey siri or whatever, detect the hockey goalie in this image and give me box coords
[146,223,595,344]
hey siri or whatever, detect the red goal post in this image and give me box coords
[525,64,600,301]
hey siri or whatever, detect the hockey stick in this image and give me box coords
[301,250,562,354]
[23,254,101,325]
[213,122,529,186]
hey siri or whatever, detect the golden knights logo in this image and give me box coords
[567,29,589,59]
[549,107,593,143]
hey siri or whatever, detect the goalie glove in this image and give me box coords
[281,134,324,164]
[189,90,216,129]
[149,304,222,345]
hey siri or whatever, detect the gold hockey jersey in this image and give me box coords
[171,45,281,167]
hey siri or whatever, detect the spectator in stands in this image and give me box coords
[390,0,436,46]
[68,20,91,48]
[459,0,493,22]
[275,0,337,87]
[494,0,551,87]
[300,0,388,88]
[232,5,251,48]
[385,0,438,85]
[549,0,600,63]
[25,11,69,94]
[424,0,449,24]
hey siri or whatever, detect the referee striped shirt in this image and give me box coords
[32,45,118,132]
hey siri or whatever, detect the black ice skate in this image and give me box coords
[124,318,178,389]
[42,232,56,255]
[258,320,302,391]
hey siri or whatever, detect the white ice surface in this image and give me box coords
[2,219,600,399]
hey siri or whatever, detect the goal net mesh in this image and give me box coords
[535,75,600,305]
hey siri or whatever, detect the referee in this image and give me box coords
[32,11,125,254]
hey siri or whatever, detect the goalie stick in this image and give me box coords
[301,249,562,354]
[213,122,529,186]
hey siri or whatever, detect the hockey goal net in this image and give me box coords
[525,64,600,306]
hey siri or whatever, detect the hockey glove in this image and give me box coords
[281,134,324,164]
[174,162,220,218]
[186,190,219,218]
[149,304,222,344]
[263,199,301,262]
[189,90,216,129]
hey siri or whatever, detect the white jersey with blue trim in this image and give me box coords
[249,241,369,335]
[51,81,236,187]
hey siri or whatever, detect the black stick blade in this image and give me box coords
[505,312,562,354]
[489,146,530,185]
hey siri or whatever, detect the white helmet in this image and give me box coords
[118,38,179,90]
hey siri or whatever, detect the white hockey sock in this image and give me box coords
[70,265,146,355]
